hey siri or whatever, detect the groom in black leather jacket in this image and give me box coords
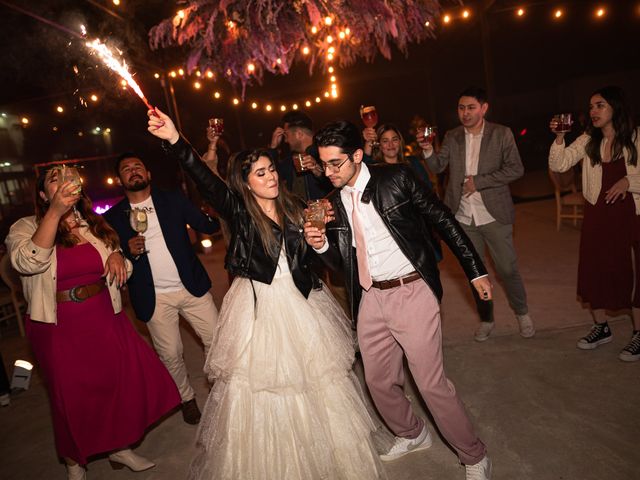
[304,121,494,478]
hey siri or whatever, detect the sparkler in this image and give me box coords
[85,37,154,112]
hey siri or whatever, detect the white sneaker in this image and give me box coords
[380,424,433,461]
[474,322,495,342]
[516,314,535,338]
[465,455,492,480]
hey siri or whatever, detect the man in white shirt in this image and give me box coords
[421,86,535,342]
[305,120,493,480]
[104,154,219,425]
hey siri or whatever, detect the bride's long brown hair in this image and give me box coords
[35,168,120,249]
[226,149,304,256]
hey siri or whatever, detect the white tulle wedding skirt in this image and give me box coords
[188,271,386,480]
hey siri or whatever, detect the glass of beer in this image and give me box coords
[305,200,326,229]
[424,125,438,143]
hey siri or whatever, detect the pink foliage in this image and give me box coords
[149,0,451,92]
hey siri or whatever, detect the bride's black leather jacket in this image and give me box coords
[164,136,320,297]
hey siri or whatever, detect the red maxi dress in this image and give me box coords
[26,242,180,464]
[577,159,640,310]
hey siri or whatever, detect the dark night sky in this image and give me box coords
[1,0,640,194]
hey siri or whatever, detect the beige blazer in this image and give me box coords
[6,215,133,324]
[425,121,524,225]
[549,130,640,214]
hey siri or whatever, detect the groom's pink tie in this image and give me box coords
[351,190,372,290]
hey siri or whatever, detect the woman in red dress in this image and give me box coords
[549,86,640,362]
[6,167,180,479]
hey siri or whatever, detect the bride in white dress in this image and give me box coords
[148,109,386,480]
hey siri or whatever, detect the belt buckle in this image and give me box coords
[69,285,89,303]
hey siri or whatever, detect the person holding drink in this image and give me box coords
[104,153,219,425]
[548,85,640,361]
[269,110,332,200]
[147,108,386,480]
[6,166,180,479]
[363,123,434,190]
[305,120,494,479]
[420,86,535,342]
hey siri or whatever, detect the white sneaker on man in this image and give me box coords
[516,314,535,338]
[474,322,495,342]
[379,424,432,461]
[465,455,492,479]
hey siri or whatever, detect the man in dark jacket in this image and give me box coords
[104,153,219,425]
[304,121,493,479]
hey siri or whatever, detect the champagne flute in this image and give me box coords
[59,165,82,223]
[129,207,149,254]
[360,105,379,148]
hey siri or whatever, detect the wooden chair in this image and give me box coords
[0,254,26,337]
[548,168,585,231]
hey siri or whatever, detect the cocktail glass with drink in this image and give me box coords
[360,105,379,148]
[305,200,326,230]
[209,118,224,136]
[59,165,82,223]
[552,113,573,133]
[129,207,149,254]
[424,125,438,144]
[293,153,306,174]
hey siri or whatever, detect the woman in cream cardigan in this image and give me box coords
[549,86,640,362]
[6,167,180,479]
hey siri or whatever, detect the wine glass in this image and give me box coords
[360,105,379,148]
[59,165,82,223]
[129,207,149,253]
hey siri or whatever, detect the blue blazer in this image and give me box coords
[103,188,219,322]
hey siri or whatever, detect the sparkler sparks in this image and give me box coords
[85,38,153,111]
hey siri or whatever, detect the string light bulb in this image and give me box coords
[328,66,334,73]
[595,8,605,18]
[56,106,64,113]
[177,10,185,19]
[315,97,321,103]
[280,105,286,112]
[516,8,525,17]
[305,100,312,107]
[107,177,114,185]
[247,63,256,73]
[311,26,318,34]
[154,73,160,78]
[90,94,98,102]
[233,98,240,105]
[302,46,310,55]
[330,75,336,82]
[170,71,177,78]
[327,53,334,61]
[251,102,258,109]
[213,91,221,99]
[554,9,563,19]
[113,0,120,5]
[178,68,184,75]
[327,35,333,43]
[462,10,470,19]
[425,21,430,27]
[21,117,29,125]
[206,71,214,78]
[324,16,332,26]
[338,31,346,39]
[266,104,272,111]
[443,14,451,24]
[194,81,201,89]
[292,103,299,110]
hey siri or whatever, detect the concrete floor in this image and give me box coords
[1,198,639,480]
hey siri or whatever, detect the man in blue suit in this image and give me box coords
[104,153,219,424]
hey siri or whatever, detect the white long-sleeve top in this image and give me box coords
[549,130,640,214]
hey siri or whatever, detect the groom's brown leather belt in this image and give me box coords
[56,279,106,303]
[371,272,421,290]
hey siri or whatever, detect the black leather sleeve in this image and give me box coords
[403,168,488,281]
[163,136,239,222]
